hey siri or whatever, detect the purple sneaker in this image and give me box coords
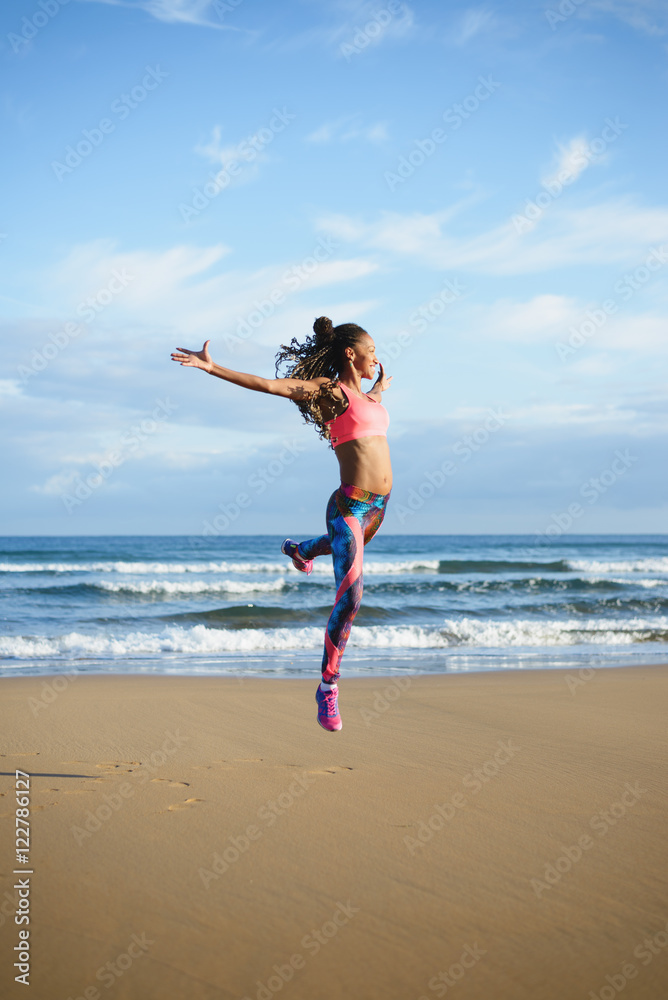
[315,683,342,731]
[281,538,313,576]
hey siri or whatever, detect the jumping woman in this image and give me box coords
[171,317,392,732]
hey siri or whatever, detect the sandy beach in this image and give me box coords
[1,665,667,999]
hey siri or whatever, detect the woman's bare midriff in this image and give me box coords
[334,436,392,495]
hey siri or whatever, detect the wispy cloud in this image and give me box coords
[191,107,296,190]
[470,293,582,341]
[317,196,668,275]
[450,6,495,45]
[26,237,379,342]
[261,1,414,56]
[455,293,668,354]
[76,0,238,30]
[542,135,593,188]
[0,379,23,397]
[585,0,668,36]
[193,124,264,186]
[305,115,388,144]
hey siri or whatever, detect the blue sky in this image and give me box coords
[1,0,667,535]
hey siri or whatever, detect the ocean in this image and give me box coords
[1,534,667,678]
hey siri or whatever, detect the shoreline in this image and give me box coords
[3,646,668,681]
[2,665,667,999]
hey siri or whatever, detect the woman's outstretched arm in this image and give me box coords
[171,340,329,400]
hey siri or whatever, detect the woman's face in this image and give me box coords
[347,334,378,380]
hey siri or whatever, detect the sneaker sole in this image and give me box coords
[281,539,313,575]
[317,717,342,732]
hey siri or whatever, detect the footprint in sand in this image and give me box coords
[150,779,190,787]
[164,798,204,812]
[96,761,140,767]
[193,758,262,768]
[95,762,139,775]
[33,784,90,796]
[307,765,354,775]
[92,763,138,781]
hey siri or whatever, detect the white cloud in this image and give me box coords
[405,398,664,434]
[471,294,582,342]
[335,0,415,49]
[602,312,668,350]
[192,112,296,187]
[529,399,668,436]
[30,471,81,496]
[317,197,668,275]
[449,293,668,354]
[498,400,639,427]
[0,379,23,396]
[450,7,495,45]
[542,134,593,188]
[305,115,388,144]
[299,258,379,288]
[76,0,238,30]
[25,238,380,344]
[585,0,668,36]
[194,124,230,163]
[193,125,264,186]
[48,238,231,316]
[569,353,617,377]
[263,1,414,56]
[367,122,390,142]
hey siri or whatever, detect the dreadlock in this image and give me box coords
[275,316,368,443]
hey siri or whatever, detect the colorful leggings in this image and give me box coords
[297,482,390,683]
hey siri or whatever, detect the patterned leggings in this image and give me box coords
[297,482,390,683]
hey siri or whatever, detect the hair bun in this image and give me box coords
[313,316,335,343]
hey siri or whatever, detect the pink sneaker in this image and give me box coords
[281,538,313,576]
[315,683,342,731]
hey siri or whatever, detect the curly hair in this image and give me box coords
[274,316,368,443]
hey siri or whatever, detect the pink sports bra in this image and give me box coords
[326,383,390,448]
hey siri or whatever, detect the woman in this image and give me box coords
[171,316,392,732]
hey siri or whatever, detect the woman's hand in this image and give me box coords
[371,362,392,394]
[171,340,213,372]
